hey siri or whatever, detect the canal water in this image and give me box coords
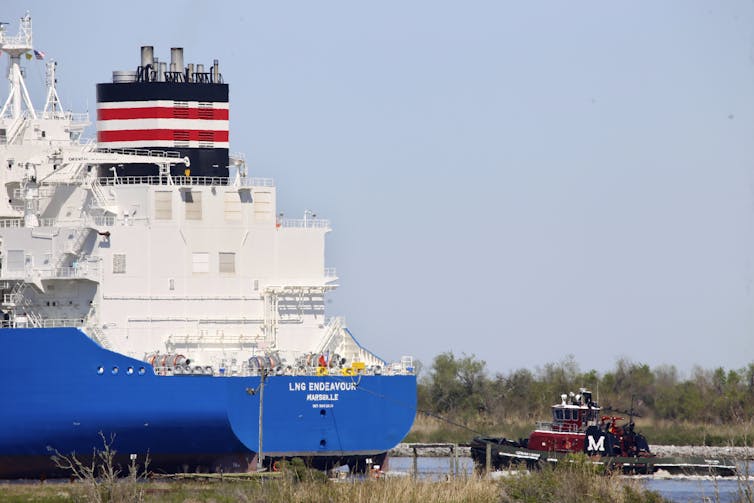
[385,457,754,503]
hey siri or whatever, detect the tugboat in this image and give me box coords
[471,389,737,476]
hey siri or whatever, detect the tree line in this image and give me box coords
[417,352,754,426]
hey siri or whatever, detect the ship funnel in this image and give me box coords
[141,46,154,68]
[171,47,184,74]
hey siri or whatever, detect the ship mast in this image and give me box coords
[0,12,37,120]
[43,60,65,118]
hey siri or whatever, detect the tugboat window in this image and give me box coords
[555,410,563,420]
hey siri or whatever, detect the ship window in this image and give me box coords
[253,190,273,222]
[183,191,202,220]
[224,191,242,221]
[554,409,563,420]
[219,252,235,273]
[113,254,126,274]
[154,191,172,220]
[253,279,259,291]
[565,409,572,420]
[169,278,175,291]
[192,252,209,273]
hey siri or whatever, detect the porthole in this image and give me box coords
[97,366,104,375]
[138,367,146,375]
[112,366,119,375]
[127,367,134,375]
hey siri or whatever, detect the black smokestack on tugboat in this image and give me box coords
[96,45,229,180]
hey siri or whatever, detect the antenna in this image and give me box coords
[43,60,65,118]
[0,12,38,120]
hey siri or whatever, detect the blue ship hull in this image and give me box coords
[0,328,416,478]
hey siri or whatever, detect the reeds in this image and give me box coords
[7,449,675,503]
[0,473,667,503]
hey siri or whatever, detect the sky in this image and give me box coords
[4,1,754,376]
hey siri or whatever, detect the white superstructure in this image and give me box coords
[0,13,402,377]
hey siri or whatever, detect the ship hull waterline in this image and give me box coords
[0,328,416,478]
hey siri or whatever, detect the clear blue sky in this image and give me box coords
[6,1,754,375]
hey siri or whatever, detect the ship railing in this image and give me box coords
[237,177,275,187]
[0,318,84,329]
[0,219,23,228]
[38,264,101,280]
[38,110,90,123]
[95,147,182,159]
[13,187,59,200]
[150,363,408,378]
[280,218,331,229]
[0,32,29,47]
[98,176,160,186]
[534,421,584,434]
[66,112,90,124]
[2,293,22,305]
[97,175,230,186]
[173,176,228,186]
[92,215,116,226]
[92,175,275,188]
[28,216,115,228]
[38,318,86,328]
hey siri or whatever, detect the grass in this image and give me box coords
[498,456,668,503]
[0,469,669,503]
[0,446,675,503]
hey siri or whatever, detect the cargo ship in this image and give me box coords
[0,13,416,478]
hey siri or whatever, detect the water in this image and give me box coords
[387,455,475,480]
[385,457,754,503]
[642,477,750,503]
